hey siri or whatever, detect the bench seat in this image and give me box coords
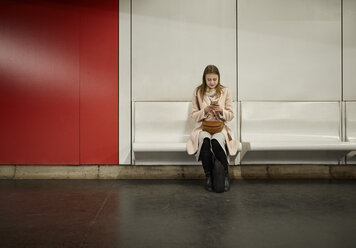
[246,141,356,151]
[132,101,239,165]
[133,142,187,152]
[240,102,356,164]
[134,142,243,153]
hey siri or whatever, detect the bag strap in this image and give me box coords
[195,91,200,110]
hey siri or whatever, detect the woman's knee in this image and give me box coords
[211,139,222,152]
[201,137,211,152]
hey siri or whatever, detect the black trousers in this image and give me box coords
[199,137,228,176]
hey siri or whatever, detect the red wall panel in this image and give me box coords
[79,2,118,164]
[0,1,118,165]
[0,2,80,164]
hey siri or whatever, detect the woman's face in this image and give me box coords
[205,73,219,89]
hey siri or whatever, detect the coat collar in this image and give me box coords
[202,88,225,106]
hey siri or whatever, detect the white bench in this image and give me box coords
[132,101,239,165]
[240,102,356,164]
[346,102,356,163]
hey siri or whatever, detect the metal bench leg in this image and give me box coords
[346,151,356,160]
[236,142,249,164]
[131,150,136,166]
[338,156,346,165]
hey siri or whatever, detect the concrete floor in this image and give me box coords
[0,179,355,248]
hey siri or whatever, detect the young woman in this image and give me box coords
[186,65,239,192]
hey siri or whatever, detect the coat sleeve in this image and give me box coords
[190,89,207,122]
[219,88,234,122]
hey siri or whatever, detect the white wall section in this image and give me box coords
[238,0,341,101]
[132,0,236,101]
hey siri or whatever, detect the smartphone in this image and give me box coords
[210,100,218,105]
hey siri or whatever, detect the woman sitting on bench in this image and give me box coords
[186,65,239,192]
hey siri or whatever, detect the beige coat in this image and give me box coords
[186,87,239,156]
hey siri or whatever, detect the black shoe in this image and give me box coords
[224,176,230,192]
[205,175,213,192]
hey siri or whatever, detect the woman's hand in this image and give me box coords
[211,104,223,114]
[204,105,214,113]
[204,105,223,119]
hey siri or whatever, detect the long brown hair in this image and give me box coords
[196,65,225,100]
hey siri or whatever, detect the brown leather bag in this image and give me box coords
[202,121,224,134]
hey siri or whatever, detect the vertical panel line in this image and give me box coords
[130,0,133,165]
[79,13,81,165]
[339,101,343,141]
[341,0,345,142]
[343,102,347,141]
[341,0,343,101]
[236,0,238,102]
[118,0,120,164]
[236,0,241,147]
